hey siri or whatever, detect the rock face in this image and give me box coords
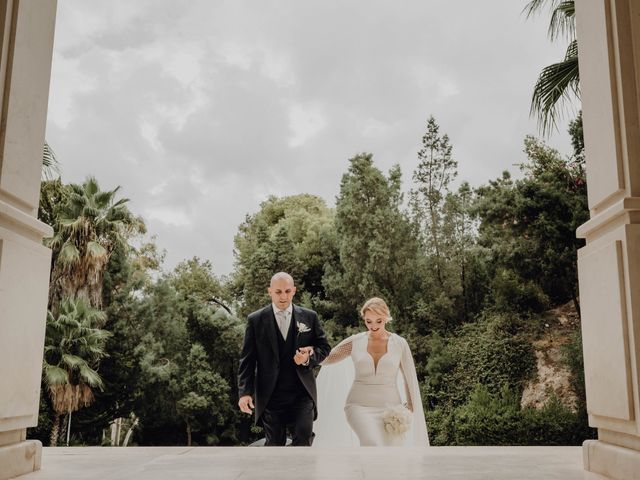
[521,342,579,411]
[520,302,581,411]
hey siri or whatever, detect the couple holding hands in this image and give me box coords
[237,272,428,447]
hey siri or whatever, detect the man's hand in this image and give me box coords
[294,346,313,365]
[238,395,254,414]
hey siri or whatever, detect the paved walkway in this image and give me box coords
[16,446,584,480]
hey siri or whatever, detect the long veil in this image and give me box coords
[313,357,359,446]
[398,334,430,446]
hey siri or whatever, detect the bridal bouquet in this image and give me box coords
[382,404,412,435]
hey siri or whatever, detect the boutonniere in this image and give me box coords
[296,321,311,334]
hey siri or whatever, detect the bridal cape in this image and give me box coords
[313,332,429,447]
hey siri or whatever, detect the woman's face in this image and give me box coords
[364,310,387,336]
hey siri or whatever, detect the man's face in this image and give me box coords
[268,278,296,310]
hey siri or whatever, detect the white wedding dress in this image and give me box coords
[313,332,429,447]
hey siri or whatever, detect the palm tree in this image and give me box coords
[48,176,144,308]
[525,0,579,136]
[42,142,61,180]
[43,297,111,446]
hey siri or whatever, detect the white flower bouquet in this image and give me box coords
[382,404,412,435]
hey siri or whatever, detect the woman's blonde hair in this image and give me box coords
[360,297,392,321]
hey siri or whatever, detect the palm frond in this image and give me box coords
[61,354,88,369]
[84,177,100,197]
[49,383,95,413]
[58,243,81,267]
[523,0,561,18]
[42,142,61,181]
[524,0,575,41]
[84,203,101,214]
[111,197,130,208]
[87,330,112,343]
[69,184,85,197]
[531,40,579,136]
[58,216,81,227]
[78,365,104,389]
[549,1,575,41]
[109,185,123,197]
[92,191,114,208]
[73,298,107,325]
[43,364,69,386]
[86,343,110,357]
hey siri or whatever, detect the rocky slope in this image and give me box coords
[521,302,581,411]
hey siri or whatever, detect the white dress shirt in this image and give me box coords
[272,303,293,339]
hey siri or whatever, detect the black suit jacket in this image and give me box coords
[237,304,331,424]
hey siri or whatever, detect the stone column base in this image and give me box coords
[0,429,42,480]
[0,438,42,480]
[583,439,640,479]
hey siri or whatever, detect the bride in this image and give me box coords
[313,297,429,446]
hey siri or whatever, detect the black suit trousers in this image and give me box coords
[262,393,315,446]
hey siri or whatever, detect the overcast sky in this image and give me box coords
[46,1,576,276]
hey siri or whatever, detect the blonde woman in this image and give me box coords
[313,298,429,447]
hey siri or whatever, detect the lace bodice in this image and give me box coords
[322,332,413,410]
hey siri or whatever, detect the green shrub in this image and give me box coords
[491,269,550,314]
[563,330,586,401]
[520,396,589,445]
[424,313,536,408]
[442,385,592,446]
[424,406,455,446]
[452,384,522,445]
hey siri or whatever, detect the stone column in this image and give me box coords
[575,1,640,478]
[0,1,57,479]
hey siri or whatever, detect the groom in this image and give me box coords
[237,272,330,446]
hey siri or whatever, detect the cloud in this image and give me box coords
[144,206,192,228]
[46,0,574,275]
[288,102,327,148]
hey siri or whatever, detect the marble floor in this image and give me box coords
[15,446,584,480]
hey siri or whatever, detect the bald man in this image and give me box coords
[237,272,331,446]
